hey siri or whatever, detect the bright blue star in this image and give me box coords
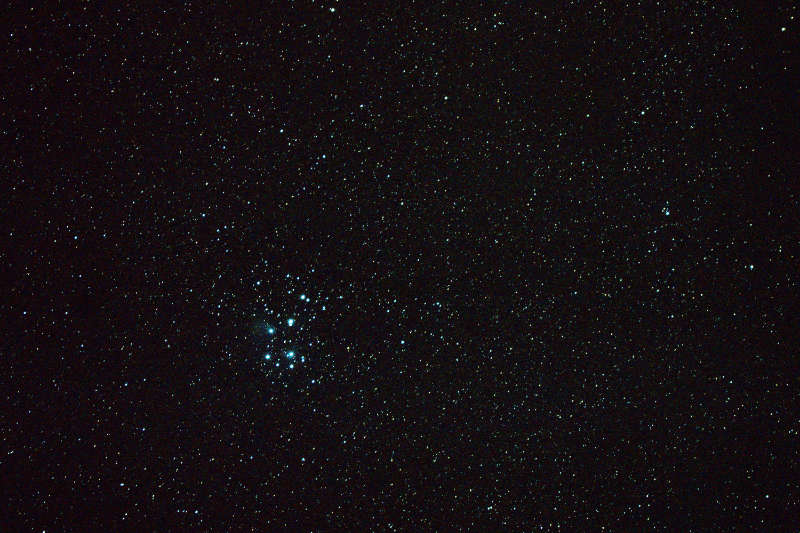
[286,351,295,359]
[264,353,271,360]
[287,318,295,326]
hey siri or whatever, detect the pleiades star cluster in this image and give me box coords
[1,2,798,531]
[250,272,330,382]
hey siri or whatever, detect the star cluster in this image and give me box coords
[250,273,326,380]
[1,2,797,531]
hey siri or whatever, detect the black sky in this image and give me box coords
[1,2,798,530]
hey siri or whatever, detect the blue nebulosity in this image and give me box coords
[253,275,328,380]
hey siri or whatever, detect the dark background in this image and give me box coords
[1,2,798,530]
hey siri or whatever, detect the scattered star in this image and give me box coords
[5,3,791,530]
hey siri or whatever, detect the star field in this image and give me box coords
[1,2,798,531]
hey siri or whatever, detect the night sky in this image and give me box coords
[2,2,798,530]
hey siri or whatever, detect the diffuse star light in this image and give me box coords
[251,273,326,377]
